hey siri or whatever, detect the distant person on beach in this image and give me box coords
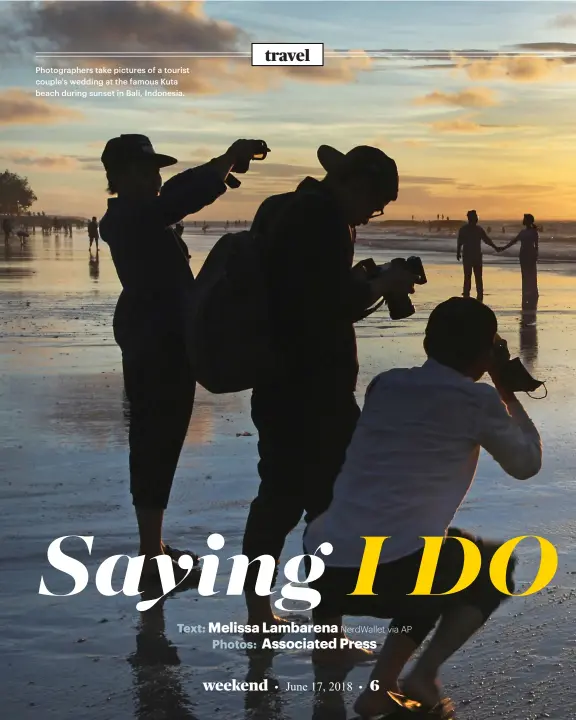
[241,144,417,632]
[2,217,12,243]
[99,134,266,584]
[457,210,499,301]
[500,213,539,306]
[305,297,542,716]
[88,216,99,252]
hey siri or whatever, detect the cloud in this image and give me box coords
[514,42,576,52]
[0,90,83,125]
[455,54,566,82]
[430,117,487,134]
[0,150,78,170]
[6,1,371,94]
[551,14,576,29]
[489,183,555,194]
[414,88,498,108]
[402,175,454,185]
[400,139,430,147]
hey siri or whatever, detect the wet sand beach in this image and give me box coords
[2,229,576,720]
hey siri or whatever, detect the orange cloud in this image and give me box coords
[455,55,564,82]
[0,150,78,170]
[431,116,487,133]
[0,90,83,125]
[414,87,498,108]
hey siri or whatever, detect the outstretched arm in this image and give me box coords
[480,228,499,252]
[501,231,522,252]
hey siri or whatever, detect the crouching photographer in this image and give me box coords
[240,144,420,630]
[99,134,269,584]
[304,297,542,718]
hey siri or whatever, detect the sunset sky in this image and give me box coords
[1,0,576,220]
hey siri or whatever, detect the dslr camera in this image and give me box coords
[492,337,544,394]
[358,256,427,320]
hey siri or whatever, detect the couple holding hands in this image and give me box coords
[457,210,539,304]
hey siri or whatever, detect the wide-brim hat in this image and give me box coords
[102,134,177,169]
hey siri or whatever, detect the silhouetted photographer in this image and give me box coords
[99,134,269,584]
[240,144,419,631]
[304,297,542,718]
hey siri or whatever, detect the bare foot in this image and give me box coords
[352,687,403,717]
[161,542,200,564]
[139,552,199,590]
[401,669,443,710]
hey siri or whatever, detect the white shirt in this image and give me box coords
[304,359,542,567]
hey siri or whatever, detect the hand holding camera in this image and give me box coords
[355,256,427,320]
[224,139,271,188]
[490,334,544,395]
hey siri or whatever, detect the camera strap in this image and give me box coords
[355,297,385,321]
[527,383,548,400]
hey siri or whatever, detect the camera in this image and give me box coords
[492,337,544,394]
[226,140,270,189]
[385,256,427,320]
[358,256,427,320]
[231,140,270,174]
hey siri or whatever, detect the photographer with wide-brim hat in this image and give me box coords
[99,134,269,584]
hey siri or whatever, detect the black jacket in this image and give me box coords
[100,165,226,350]
[252,177,372,394]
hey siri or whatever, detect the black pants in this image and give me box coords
[120,333,195,510]
[463,260,483,299]
[242,387,360,588]
[311,528,516,646]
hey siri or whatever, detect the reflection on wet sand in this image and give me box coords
[520,297,538,372]
[36,373,243,448]
[244,650,285,720]
[89,252,100,281]
[128,597,198,720]
[240,651,355,720]
[311,664,352,720]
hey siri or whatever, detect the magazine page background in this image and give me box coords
[1,1,575,718]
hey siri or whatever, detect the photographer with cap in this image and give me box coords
[241,144,417,631]
[99,134,268,583]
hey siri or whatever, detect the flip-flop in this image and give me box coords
[383,693,456,718]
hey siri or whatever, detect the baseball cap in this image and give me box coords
[101,134,178,170]
[317,144,398,200]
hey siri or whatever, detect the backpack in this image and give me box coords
[186,230,280,393]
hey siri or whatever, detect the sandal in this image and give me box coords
[386,693,456,718]
[162,544,200,565]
